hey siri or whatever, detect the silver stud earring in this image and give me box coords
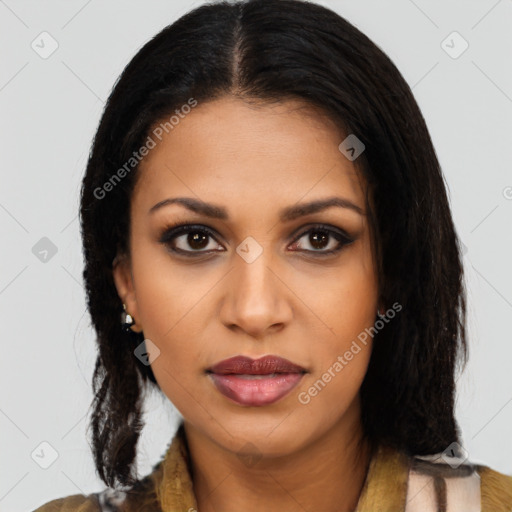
[121,303,135,332]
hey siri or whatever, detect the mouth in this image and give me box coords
[206,355,307,407]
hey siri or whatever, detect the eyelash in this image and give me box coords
[158,222,355,258]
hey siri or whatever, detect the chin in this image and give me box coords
[212,414,317,457]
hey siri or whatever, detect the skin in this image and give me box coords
[113,96,382,512]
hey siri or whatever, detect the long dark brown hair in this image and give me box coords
[79,0,467,489]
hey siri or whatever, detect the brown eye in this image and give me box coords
[289,225,354,256]
[183,231,210,250]
[159,224,224,256]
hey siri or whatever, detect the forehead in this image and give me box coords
[133,96,365,214]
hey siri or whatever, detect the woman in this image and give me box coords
[34,0,512,510]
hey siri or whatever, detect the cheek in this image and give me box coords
[299,250,377,395]
[297,268,376,416]
[130,240,214,340]
[128,244,207,393]
[307,254,378,345]
[296,349,371,427]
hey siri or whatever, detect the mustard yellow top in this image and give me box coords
[33,423,512,511]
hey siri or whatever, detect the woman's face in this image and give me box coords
[113,96,380,457]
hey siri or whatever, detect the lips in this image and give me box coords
[206,355,306,407]
[207,355,306,375]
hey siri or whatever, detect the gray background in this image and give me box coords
[1,0,511,510]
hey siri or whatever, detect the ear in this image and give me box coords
[112,254,143,333]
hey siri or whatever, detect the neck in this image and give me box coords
[183,404,372,512]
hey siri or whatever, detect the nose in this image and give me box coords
[218,244,294,339]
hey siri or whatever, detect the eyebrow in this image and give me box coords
[148,196,364,221]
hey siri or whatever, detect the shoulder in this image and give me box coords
[477,463,512,510]
[32,488,135,512]
[32,454,168,512]
[33,478,164,512]
[32,493,101,512]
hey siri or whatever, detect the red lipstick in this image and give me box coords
[206,355,306,407]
